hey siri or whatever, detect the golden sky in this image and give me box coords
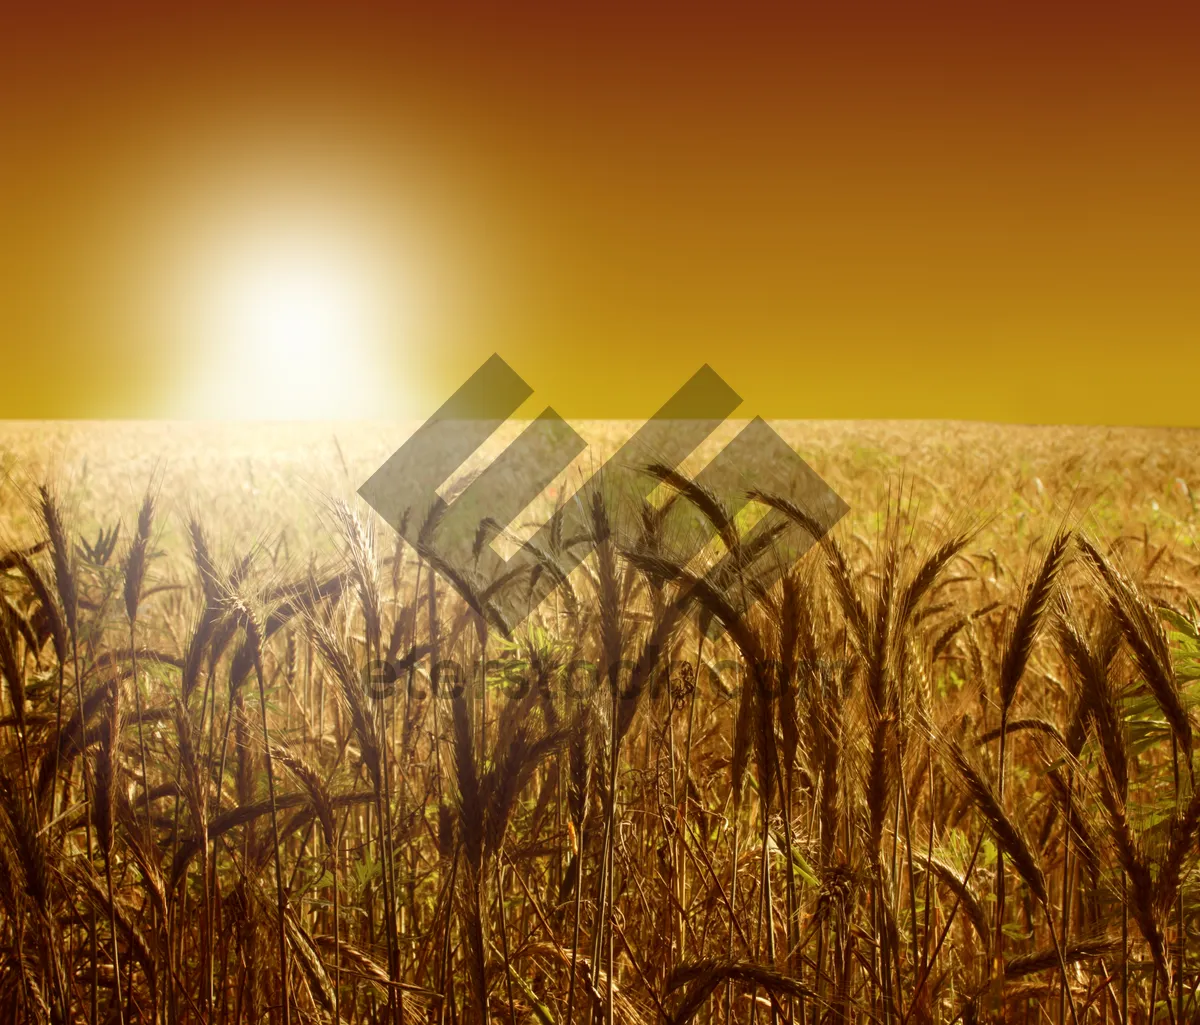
[2,3,1199,423]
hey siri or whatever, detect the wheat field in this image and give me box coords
[0,419,1199,1025]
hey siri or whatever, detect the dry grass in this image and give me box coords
[0,419,1198,1024]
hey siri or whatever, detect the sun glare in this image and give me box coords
[193,225,390,418]
[217,239,374,417]
[162,174,418,420]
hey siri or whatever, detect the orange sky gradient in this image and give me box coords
[2,2,1199,423]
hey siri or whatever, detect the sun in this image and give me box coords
[160,173,418,420]
[217,236,376,417]
[195,224,389,418]
[228,249,360,373]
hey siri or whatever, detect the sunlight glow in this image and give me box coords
[198,227,390,418]
[163,168,423,419]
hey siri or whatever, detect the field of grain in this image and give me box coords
[0,419,1199,1025]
